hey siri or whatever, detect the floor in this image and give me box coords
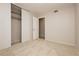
[0,39,79,56]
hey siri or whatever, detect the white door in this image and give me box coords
[22,9,33,42]
[33,17,39,40]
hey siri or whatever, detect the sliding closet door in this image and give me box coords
[11,4,21,45]
[33,16,39,40]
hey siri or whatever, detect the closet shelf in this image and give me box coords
[11,10,21,15]
[11,16,21,20]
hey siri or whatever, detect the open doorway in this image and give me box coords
[11,4,21,45]
[39,18,45,39]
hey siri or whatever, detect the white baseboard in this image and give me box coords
[45,39,75,46]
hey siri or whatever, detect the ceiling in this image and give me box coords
[14,3,74,17]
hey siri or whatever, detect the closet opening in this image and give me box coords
[11,4,21,45]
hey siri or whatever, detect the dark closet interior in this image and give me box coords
[11,4,21,45]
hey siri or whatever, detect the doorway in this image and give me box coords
[11,4,21,45]
[39,18,45,39]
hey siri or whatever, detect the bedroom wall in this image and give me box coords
[44,4,75,46]
[0,3,11,50]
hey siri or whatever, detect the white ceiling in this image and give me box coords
[14,3,74,17]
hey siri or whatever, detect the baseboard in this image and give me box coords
[45,39,75,46]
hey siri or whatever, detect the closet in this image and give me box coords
[11,4,21,45]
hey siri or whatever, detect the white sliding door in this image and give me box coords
[33,16,39,40]
[22,9,33,42]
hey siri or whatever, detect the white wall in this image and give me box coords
[0,4,11,50]
[22,9,33,42]
[76,4,79,48]
[45,4,75,46]
[33,16,39,40]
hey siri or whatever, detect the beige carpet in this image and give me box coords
[0,39,78,56]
